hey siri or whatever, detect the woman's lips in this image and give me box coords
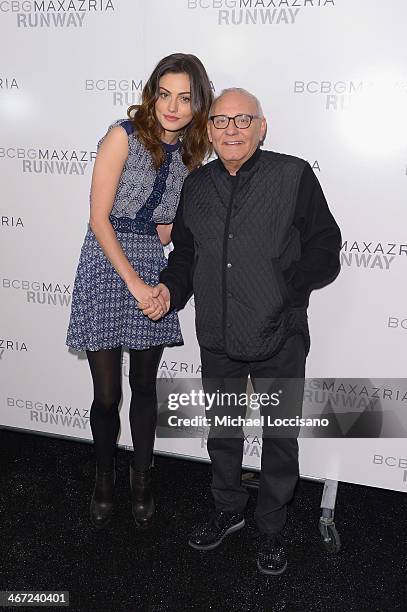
[164,115,179,121]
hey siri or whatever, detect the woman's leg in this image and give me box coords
[87,347,122,471]
[128,345,164,470]
[128,345,163,527]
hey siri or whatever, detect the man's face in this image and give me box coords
[207,91,267,169]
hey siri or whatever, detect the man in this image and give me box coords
[142,88,341,575]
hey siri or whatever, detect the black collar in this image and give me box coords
[216,147,262,175]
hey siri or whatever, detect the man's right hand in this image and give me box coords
[140,283,170,320]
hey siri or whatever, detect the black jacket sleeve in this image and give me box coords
[159,183,195,311]
[282,163,342,306]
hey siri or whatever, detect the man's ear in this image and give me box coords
[207,121,213,143]
[259,117,267,144]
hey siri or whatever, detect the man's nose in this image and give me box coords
[225,119,238,135]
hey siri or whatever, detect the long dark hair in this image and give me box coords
[128,53,213,171]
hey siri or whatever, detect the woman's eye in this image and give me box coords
[181,96,191,103]
[159,91,168,98]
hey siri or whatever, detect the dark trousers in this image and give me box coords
[201,334,306,534]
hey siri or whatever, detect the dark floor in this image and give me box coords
[0,428,406,612]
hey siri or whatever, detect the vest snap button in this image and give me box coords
[226,262,232,268]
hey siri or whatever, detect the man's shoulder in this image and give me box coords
[183,159,215,187]
[260,149,308,170]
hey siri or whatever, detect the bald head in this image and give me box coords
[210,87,263,117]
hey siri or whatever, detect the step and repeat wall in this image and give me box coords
[1,0,406,492]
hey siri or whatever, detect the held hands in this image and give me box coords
[127,279,155,306]
[140,283,171,321]
[127,277,170,320]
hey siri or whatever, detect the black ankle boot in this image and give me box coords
[90,465,115,529]
[129,464,155,528]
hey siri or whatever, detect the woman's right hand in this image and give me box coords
[127,279,154,307]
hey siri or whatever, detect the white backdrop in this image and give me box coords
[1,0,406,492]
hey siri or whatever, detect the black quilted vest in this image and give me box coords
[183,149,310,361]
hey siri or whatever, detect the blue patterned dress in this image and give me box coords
[66,119,187,351]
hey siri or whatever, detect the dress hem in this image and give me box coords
[66,339,184,352]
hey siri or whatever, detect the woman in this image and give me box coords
[66,53,213,529]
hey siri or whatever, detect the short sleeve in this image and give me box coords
[96,118,133,150]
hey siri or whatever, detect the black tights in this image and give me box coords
[87,345,163,472]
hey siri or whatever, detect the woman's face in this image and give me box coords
[155,72,193,136]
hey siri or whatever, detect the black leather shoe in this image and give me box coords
[130,464,155,528]
[188,510,245,550]
[90,466,115,529]
[256,532,287,575]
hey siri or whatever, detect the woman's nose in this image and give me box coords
[167,96,178,113]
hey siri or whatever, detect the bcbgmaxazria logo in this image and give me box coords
[187,0,334,26]
[0,1,114,28]
[1,215,24,228]
[85,79,143,107]
[373,454,407,486]
[0,147,96,175]
[294,80,371,111]
[304,379,407,408]
[294,79,407,111]
[159,359,202,379]
[0,339,28,361]
[201,433,262,457]
[340,240,407,270]
[122,354,202,380]
[1,278,71,306]
[387,317,407,331]
[0,77,19,89]
[7,397,89,430]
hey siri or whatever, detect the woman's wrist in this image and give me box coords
[125,272,144,291]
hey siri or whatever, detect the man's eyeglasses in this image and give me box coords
[209,114,260,129]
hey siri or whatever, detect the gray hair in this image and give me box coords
[209,87,263,117]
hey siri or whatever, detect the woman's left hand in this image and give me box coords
[156,223,173,246]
